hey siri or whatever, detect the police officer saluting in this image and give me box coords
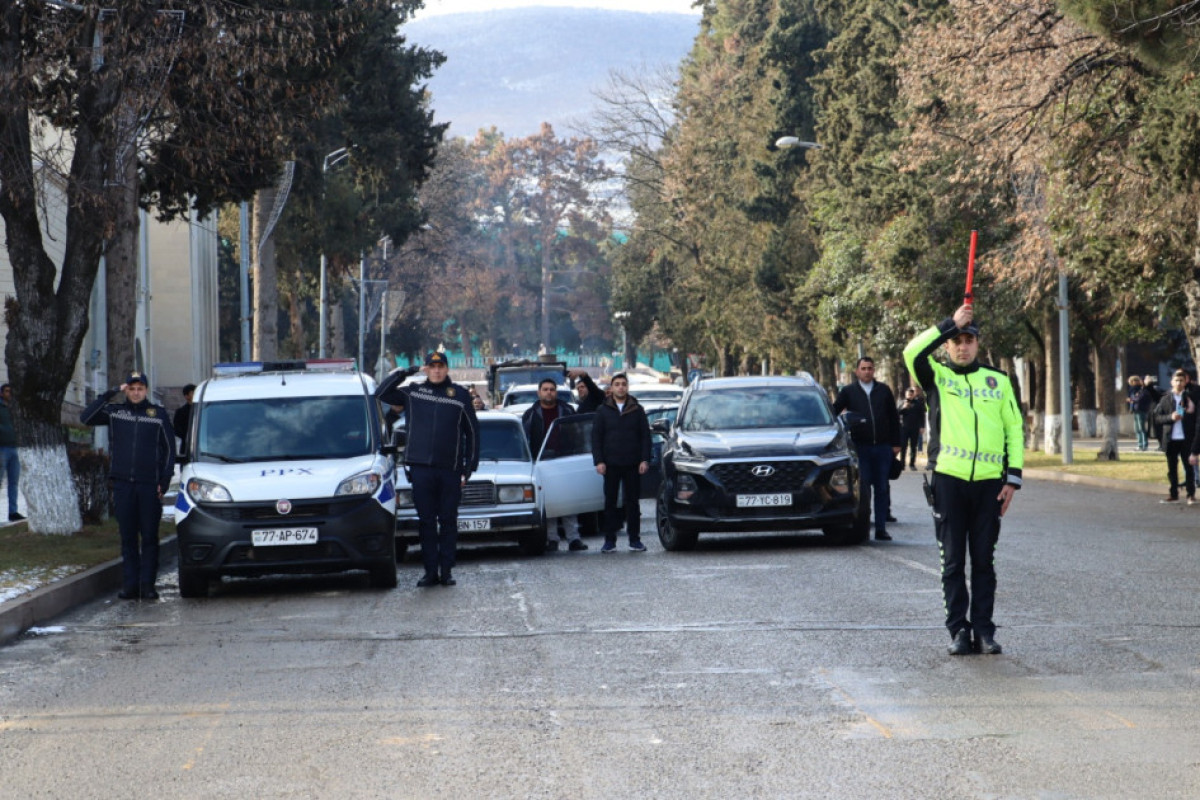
[377,352,479,587]
[80,371,176,600]
[904,304,1024,656]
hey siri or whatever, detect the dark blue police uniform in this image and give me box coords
[377,353,479,586]
[80,372,175,599]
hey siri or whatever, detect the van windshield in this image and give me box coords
[196,395,374,462]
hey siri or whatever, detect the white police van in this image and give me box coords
[173,360,398,596]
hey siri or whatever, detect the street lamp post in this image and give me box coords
[613,310,630,370]
[319,147,350,358]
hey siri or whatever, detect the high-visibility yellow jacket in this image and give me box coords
[903,321,1024,486]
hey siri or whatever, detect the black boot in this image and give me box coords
[948,629,972,656]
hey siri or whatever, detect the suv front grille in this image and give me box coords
[461,481,496,505]
[708,461,811,494]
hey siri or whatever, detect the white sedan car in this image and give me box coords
[393,411,604,556]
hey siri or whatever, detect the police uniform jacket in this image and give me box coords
[591,394,651,467]
[0,399,16,447]
[903,319,1024,486]
[80,390,175,489]
[832,380,902,448]
[377,371,479,478]
[521,399,576,458]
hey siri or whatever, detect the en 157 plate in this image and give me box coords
[736,493,791,508]
[251,527,318,546]
[458,518,492,532]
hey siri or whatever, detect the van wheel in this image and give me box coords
[518,526,548,556]
[657,485,698,551]
[178,569,210,598]
[369,560,398,589]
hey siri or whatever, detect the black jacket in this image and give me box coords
[591,394,651,467]
[572,372,604,413]
[833,381,902,448]
[172,403,193,452]
[80,390,176,488]
[377,371,479,477]
[521,399,576,458]
[898,396,927,432]
[1154,391,1199,452]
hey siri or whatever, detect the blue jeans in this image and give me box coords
[1133,412,1148,450]
[857,443,894,531]
[0,446,19,514]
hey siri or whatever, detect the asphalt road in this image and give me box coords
[2,472,1199,799]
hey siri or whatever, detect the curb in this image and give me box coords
[0,536,177,647]
[1022,468,1162,496]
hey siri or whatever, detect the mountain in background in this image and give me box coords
[404,8,699,141]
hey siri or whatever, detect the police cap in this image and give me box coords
[125,371,148,386]
[425,351,448,367]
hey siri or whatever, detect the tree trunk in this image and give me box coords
[1075,338,1097,437]
[1094,341,1120,460]
[287,271,305,358]
[331,291,346,358]
[1182,206,1200,364]
[251,187,279,361]
[105,151,140,385]
[1044,306,1063,454]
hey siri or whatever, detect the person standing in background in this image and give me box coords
[0,384,23,522]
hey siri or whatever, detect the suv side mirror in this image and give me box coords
[650,418,671,435]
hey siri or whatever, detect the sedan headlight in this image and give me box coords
[187,477,232,503]
[336,471,382,497]
[498,484,534,503]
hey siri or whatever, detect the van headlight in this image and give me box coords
[336,471,382,496]
[498,484,534,503]
[397,489,414,508]
[187,478,232,503]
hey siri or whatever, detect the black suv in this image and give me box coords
[654,375,869,549]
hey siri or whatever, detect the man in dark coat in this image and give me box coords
[832,357,902,540]
[1157,370,1197,504]
[591,373,651,552]
[522,378,586,551]
[80,371,176,599]
[898,386,927,470]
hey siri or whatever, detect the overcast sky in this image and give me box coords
[416,0,701,17]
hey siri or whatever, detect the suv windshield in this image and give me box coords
[197,395,373,462]
[681,387,833,431]
[478,419,532,461]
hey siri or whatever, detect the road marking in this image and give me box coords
[181,702,231,771]
[867,548,941,577]
[814,669,893,739]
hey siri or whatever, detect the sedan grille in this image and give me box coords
[708,461,811,494]
[461,481,496,506]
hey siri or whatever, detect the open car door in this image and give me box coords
[535,414,605,519]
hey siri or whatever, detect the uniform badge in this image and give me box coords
[446,387,454,397]
[986,376,998,389]
[147,408,157,417]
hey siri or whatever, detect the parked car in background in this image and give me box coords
[655,374,868,550]
[641,401,680,497]
[394,411,604,556]
[500,383,575,416]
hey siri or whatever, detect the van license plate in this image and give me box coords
[457,518,491,532]
[736,494,791,507]
[251,527,319,546]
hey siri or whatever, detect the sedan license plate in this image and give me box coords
[458,518,491,532]
[736,493,791,508]
[251,527,318,546]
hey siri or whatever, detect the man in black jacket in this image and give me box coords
[1157,370,1196,504]
[80,371,176,600]
[522,379,586,551]
[591,373,651,552]
[898,387,927,470]
[569,368,604,413]
[832,357,902,540]
[377,352,479,587]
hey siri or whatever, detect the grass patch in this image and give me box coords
[0,518,174,599]
[1023,449,1165,484]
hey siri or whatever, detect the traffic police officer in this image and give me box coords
[80,371,176,600]
[904,304,1024,656]
[377,352,479,587]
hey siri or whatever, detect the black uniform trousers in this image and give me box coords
[601,464,642,543]
[901,427,922,467]
[113,480,162,592]
[410,465,462,577]
[932,473,1003,639]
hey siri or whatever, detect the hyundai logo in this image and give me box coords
[750,465,775,478]
[276,499,293,515]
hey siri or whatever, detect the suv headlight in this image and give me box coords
[187,477,232,503]
[829,467,851,493]
[336,471,382,497]
[498,484,534,503]
[675,474,698,502]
